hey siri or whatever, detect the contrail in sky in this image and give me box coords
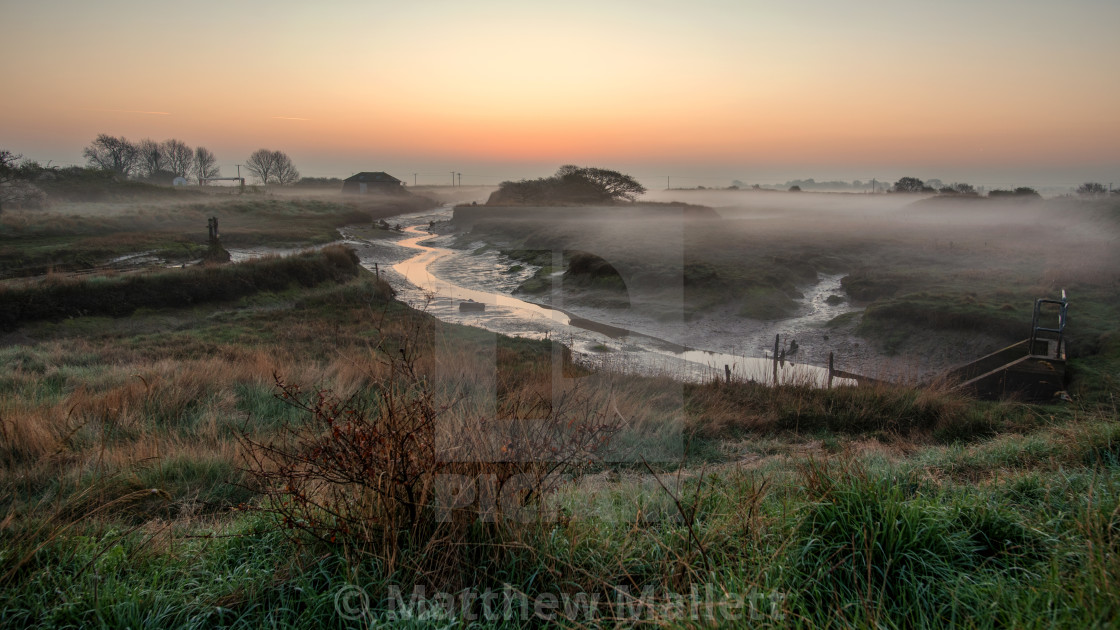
[86,108,171,115]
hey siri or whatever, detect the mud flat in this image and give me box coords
[343,206,855,386]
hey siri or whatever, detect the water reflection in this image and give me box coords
[376,208,852,387]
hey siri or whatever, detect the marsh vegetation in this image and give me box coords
[1,185,1118,628]
[460,190,1120,381]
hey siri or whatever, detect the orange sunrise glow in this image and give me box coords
[2,0,1118,187]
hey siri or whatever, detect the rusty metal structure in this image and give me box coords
[945,292,1069,401]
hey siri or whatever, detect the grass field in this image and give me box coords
[1,192,1118,628]
[0,189,434,279]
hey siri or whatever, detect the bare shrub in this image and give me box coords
[238,331,621,586]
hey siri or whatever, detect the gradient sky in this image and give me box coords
[2,0,1118,189]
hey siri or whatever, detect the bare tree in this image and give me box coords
[273,151,300,185]
[193,146,220,184]
[555,164,581,178]
[577,167,646,202]
[163,139,193,178]
[494,165,646,204]
[82,134,139,176]
[244,148,276,184]
[553,165,645,201]
[136,138,167,178]
[245,149,300,185]
[1077,182,1107,197]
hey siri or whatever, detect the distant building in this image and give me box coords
[341,172,403,194]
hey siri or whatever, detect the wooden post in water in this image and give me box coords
[828,351,834,389]
[374,262,379,277]
[772,334,780,385]
[724,364,731,384]
[203,217,230,263]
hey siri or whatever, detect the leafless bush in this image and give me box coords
[238,331,622,584]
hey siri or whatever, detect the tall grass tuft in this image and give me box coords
[783,460,1002,625]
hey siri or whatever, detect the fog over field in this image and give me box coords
[443,187,1116,383]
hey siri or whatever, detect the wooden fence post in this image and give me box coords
[828,351,834,389]
[772,334,780,385]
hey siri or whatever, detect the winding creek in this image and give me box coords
[335,205,859,386]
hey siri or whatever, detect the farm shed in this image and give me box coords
[341,171,403,194]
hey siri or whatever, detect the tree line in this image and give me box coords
[890,176,1113,198]
[1,136,304,213]
[82,134,220,183]
[80,135,301,186]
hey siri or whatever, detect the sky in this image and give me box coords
[1,0,1118,190]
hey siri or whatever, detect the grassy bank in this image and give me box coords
[1,242,1118,627]
[3,392,1117,627]
[0,245,364,330]
[0,192,435,278]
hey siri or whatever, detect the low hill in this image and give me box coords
[452,203,719,229]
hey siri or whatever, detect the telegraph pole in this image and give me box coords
[457,172,461,187]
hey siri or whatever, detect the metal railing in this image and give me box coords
[1029,290,1068,358]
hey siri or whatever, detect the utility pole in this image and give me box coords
[457,172,461,187]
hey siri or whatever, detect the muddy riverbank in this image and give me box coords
[339,205,875,385]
